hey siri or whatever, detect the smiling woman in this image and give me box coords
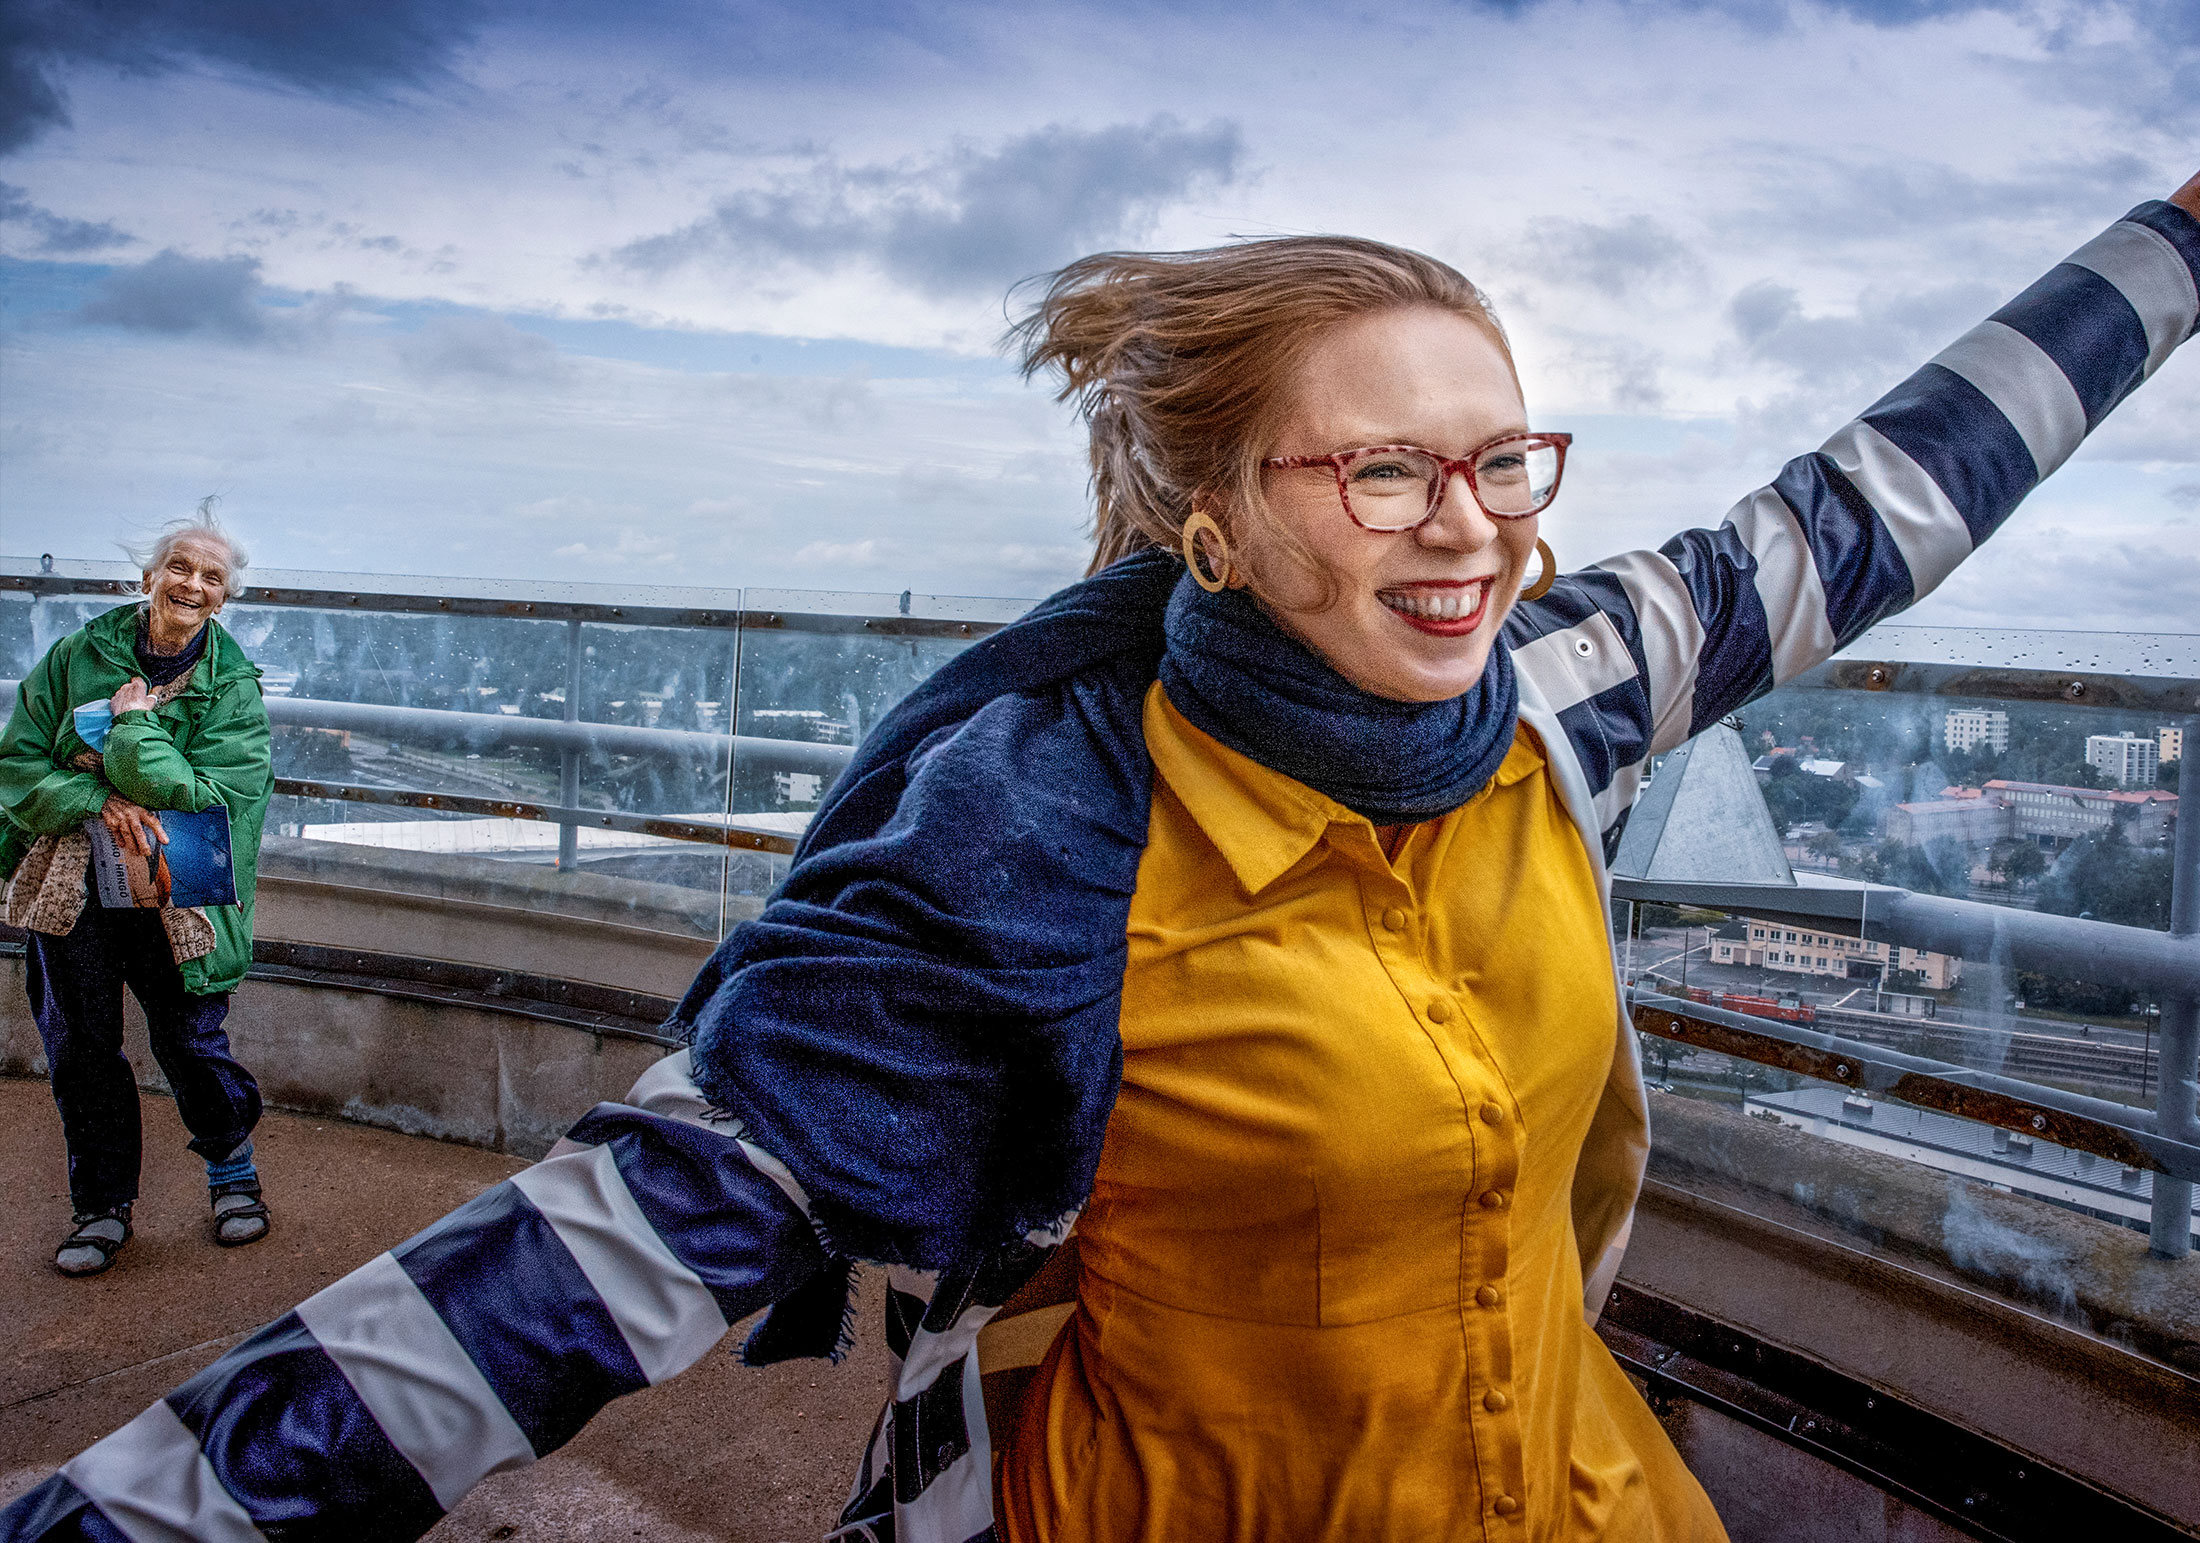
[123,505,252,657]
[6,179,2200,1543]
[0,504,275,1279]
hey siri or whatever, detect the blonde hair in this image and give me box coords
[1010,236,1516,591]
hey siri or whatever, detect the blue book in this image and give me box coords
[83,805,238,910]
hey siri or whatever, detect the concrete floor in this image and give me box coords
[0,1075,892,1543]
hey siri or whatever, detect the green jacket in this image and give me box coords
[0,603,271,994]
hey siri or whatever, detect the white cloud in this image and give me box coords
[794,538,884,566]
[396,315,569,383]
[1,0,2196,627]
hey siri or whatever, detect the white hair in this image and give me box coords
[121,497,250,595]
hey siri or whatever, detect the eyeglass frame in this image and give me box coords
[1260,431,1573,532]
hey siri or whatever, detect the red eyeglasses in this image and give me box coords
[1261,431,1572,532]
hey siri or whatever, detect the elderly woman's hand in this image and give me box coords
[98,792,167,859]
[109,677,154,716]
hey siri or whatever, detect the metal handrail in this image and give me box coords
[262,692,855,776]
[271,779,803,855]
[1613,875,2200,999]
[1629,992,2200,1182]
[0,681,847,852]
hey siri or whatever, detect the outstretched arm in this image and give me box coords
[2174,168,2200,223]
[1508,177,2200,835]
[0,1055,831,1542]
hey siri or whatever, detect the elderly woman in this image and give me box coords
[7,181,2199,1542]
[0,511,273,1277]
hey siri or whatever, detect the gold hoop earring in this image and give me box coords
[1521,537,1557,602]
[1181,510,1235,594]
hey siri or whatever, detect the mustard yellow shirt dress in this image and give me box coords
[1000,685,1726,1542]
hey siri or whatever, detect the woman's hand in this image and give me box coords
[110,678,154,716]
[2174,169,2200,221]
[98,792,167,859]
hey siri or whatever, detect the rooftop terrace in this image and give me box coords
[2,557,2196,1539]
[0,1080,891,1542]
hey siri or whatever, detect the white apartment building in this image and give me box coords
[1709,920,1962,990]
[2085,733,2159,788]
[1942,707,2009,755]
[2162,725,2185,767]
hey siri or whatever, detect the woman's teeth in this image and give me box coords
[1379,584,1485,622]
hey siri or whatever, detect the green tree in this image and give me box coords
[2036,836,2174,930]
[1989,839,2046,886]
[2014,971,2139,1017]
[2041,758,2106,790]
[1760,763,1860,835]
[1867,839,1955,895]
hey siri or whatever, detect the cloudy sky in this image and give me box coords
[2,0,2196,624]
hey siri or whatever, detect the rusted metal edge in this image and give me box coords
[1598,1282,2191,1542]
[272,778,802,854]
[0,572,1009,637]
[1793,657,2200,714]
[1629,995,2200,1181]
[741,609,1005,639]
[245,941,687,1048]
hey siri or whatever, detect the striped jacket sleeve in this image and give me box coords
[0,1053,828,1543]
[1506,199,2200,843]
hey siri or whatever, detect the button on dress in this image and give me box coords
[1000,684,1725,1542]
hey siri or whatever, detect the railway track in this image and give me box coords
[1810,1006,2154,1093]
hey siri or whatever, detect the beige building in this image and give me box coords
[1983,780,2177,847]
[1710,920,1962,990]
[1884,796,2011,847]
[2162,725,2185,767]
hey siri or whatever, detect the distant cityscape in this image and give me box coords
[1715,687,2185,1015]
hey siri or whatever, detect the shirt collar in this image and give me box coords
[1144,681,1545,896]
[1145,681,1343,895]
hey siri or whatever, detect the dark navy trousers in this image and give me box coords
[27,903,259,1215]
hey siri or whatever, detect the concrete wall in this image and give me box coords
[1655,1398,1968,1543]
[1,955,668,1159]
[1631,1097,2200,1531]
[255,836,737,999]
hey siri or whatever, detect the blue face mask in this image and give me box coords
[72,701,114,752]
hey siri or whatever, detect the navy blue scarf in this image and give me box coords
[135,612,208,688]
[1160,578,1518,827]
[680,550,1520,1285]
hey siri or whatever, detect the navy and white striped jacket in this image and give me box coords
[7,202,2196,1543]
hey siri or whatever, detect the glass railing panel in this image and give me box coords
[1618,898,2165,1110]
[256,798,724,942]
[722,588,1030,921]
[1629,1015,2199,1375]
[0,591,123,678]
[1615,664,2189,1111]
[223,597,745,941]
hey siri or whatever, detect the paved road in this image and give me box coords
[0,1076,889,1542]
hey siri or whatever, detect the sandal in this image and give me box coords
[55,1206,132,1277]
[212,1185,270,1247]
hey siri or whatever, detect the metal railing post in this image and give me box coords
[2149,715,2198,1258]
[557,619,582,872]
